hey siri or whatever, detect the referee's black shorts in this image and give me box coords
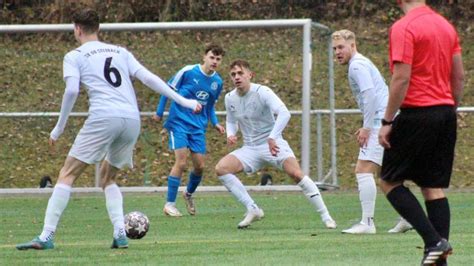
[381,105,457,188]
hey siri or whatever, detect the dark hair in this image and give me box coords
[229,59,251,70]
[205,44,225,56]
[72,8,99,34]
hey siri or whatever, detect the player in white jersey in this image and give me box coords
[332,29,411,234]
[215,59,336,229]
[16,8,201,251]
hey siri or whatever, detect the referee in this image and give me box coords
[378,0,464,265]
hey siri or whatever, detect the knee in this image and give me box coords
[174,160,188,172]
[57,167,76,186]
[215,162,228,176]
[193,163,205,175]
[287,170,303,183]
[100,180,115,190]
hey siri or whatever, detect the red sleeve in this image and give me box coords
[389,22,414,67]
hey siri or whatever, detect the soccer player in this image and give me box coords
[16,8,201,250]
[332,29,387,234]
[379,0,464,265]
[215,59,337,229]
[153,44,226,217]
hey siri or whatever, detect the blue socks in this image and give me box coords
[186,172,202,194]
[167,173,202,203]
[166,176,181,203]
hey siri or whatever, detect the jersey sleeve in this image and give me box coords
[349,61,375,92]
[156,95,168,117]
[225,93,238,137]
[258,86,290,139]
[125,49,145,77]
[209,81,224,126]
[389,23,414,68]
[63,52,80,80]
[168,67,187,90]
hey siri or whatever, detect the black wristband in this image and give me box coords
[381,119,393,126]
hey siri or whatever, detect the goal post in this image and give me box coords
[0,19,338,189]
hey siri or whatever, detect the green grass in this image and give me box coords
[1,191,473,265]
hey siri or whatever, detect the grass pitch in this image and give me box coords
[1,191,473,265]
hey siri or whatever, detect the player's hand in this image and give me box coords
[49,137,56,147]
[378,125,392,149]
[152,114,162,122]
[268,138,280,157]
[48,137,57,154]
[215,124,226,134]
[227,135,238,146]
[355,128,370,148]
[193,102,202,113]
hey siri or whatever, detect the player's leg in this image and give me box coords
[164,146,189,217]
[342,160,377,234]
[100,161,128,248]
[103,117,139,248]
[182,133,206,215]
[381,180,442,245]
[17,157,88,250]
[422,188,450,239]
[181,153,205,215]
[215,152,263,228]
[162,129,191,216]
[282,157,336,229]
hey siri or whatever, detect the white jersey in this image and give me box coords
[348,53,388,128]
[63,41,144,120]
[225,83,286,146]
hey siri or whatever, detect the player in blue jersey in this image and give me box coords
[153,44,226,216]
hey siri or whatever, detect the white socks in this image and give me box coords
[104,183,125,239]
[39,183,72,242]
[219,174,256,211]
[298,176,332,222]
[356,173,376,225]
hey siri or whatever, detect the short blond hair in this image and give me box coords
[331,30,356,42]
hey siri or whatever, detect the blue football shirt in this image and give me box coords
[156,64,223,133]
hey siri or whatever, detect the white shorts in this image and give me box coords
[230,138,296,174]
[69,117,140,169]
[358,126,384,166]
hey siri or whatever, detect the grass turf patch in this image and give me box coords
[1,191,473,265]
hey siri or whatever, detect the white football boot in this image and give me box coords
[388,218,413,233]
[163,203,183,217]
[324,219,338,229]
[342,222,376,234]
[238,206,264,229]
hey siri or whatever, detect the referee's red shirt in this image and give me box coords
[389,6,461,107]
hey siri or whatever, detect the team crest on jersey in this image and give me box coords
[211,82,218,91]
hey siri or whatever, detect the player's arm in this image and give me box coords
[154,94,169,121]
[135,68,201,113]
[262,88,291,140]
[125,51,200,113]
[225,95,238,146]
[379,62,411,148]
[451,53,464,108]
[349,62,377,147]
[208,91,225,134]
[50,77,80,143]
[261,88,291,156]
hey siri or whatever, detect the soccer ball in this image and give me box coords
[124,211,150,239]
